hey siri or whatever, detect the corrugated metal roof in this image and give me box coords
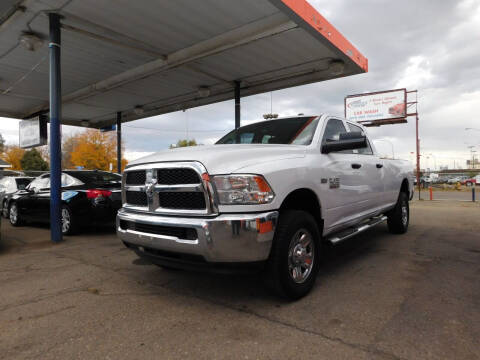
[0,0,367,127]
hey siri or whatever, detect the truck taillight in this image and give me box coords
[87,189,112,199]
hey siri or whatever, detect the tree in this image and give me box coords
[21,148,49,171]
[62,134,80,169]
[170,139,197,149]
[70,129,127,171]
[1,146,25,170]
[0,133,5,154]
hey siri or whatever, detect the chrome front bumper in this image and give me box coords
[117,208,279,263]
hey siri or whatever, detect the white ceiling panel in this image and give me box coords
[0,0,367,127]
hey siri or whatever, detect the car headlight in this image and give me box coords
[212,175,275,205]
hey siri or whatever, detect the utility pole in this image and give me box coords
[467,146,475,169]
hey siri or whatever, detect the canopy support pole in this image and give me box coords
[116,111,122,173]
[234,81,240,129]
[48,13,62,243]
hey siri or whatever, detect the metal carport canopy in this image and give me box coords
[0,0,368,128]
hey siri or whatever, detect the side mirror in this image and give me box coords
[321,132,367,154]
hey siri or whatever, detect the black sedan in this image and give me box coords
[8,170,122,235]
[0,176,33,218]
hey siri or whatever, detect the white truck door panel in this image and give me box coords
[319,118,364,231]
[347,122,385,213]
[320,152,363,229]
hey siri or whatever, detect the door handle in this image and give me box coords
[376,164,383,169]
[351,163,362,169]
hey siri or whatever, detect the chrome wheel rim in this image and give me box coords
[401,202,408,226]
[9,204,17,224]
[288,228,315,284]
[62,208,70,233]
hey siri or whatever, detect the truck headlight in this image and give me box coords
[212,175,275,205]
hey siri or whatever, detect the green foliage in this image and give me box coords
[170,139,197,149]
[20,148,49,171]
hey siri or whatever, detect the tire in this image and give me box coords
[2,200,8,218]
[264,210,321,300]
[387,192,409,234]
[61,205,78,235]
[9,202,23,226]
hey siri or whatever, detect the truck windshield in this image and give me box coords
[216,117,319,145]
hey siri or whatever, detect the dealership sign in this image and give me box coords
[345,89,407,124]
[19,115,48,148]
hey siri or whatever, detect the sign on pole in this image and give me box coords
[19,115,48,148]
[345,89,407,126]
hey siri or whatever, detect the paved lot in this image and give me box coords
[1,201,479,360]
[418,189,476,201]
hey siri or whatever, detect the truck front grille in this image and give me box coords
[157,168,200,185]
[159,192,206,210]
[123,163,213,214]
[126,191,147,206]
[126,170,146,185]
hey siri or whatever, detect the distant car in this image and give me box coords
[8,170,122,235]
[462,177,479,186]
[448,176,467,184]
[0,176,33,218]
[434,176,449,184]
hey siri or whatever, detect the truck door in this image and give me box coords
[319,118,365,231]
[347,122,385,214]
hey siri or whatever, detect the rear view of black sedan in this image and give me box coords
[8,170,122,235]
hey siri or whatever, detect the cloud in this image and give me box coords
[1,0,479,171]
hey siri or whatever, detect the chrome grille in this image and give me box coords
[157,168,200,185]
[126,170,146,185]
[126,191,147,206]
[158,192,206,209]
[122,162,215,215]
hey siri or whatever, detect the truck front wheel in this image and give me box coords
[264,210,321,300]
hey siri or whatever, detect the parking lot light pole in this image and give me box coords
[49,13,62,243]
[116,111,122,174]
[234,81,240,129]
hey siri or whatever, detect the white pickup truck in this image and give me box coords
[117,115,413,299]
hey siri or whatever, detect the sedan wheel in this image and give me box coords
[61,205,77,235]
[9,203,22,226]
[62,207,71,234]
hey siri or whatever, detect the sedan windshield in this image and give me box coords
[216,117,319,145]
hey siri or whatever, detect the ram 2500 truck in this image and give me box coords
[117,115,413,299]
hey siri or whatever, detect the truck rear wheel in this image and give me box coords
[387,192,409,234]
[264,210,321,300]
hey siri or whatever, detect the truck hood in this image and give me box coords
[127,144,307,174]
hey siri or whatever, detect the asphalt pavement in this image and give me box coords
[0,200,479,359]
